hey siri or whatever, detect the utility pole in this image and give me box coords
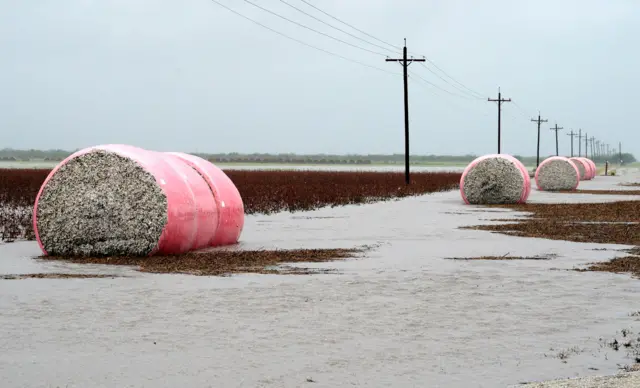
[531,112,548,168]
[606,143,610,156]
[589,137,595,158]
[550,124,563,156]
[619,141,622,164]
[584,132,588,157]
[385,38,425,185]
[577,129,583,157]
[488,87,512,154]
[566,129,575,157]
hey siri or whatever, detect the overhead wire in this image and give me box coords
[296,0,401,51]
[217,0,556,139]
[290,0,489,101]
[417,62,483,100]
[277,0,395,55]
[417,57,486,99]
[209,0,399,76]
[241,0,388,57]
[408,70,477,100]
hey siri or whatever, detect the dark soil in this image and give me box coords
[445,255,555,261]
[558,189,640,195]
[1,273,120,280]
[575,256,640,278]
[39,248,365,276]
[463,201,640,245]
[463,200,640,279]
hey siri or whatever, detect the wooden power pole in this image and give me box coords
[584,131,588,157]
[577,129,583,157]
[385,38,425,185]
[531,112,548,168]
[488,88,512,154]
[550,124,563,156]
[619,142,622,163]
[567,130,575,157]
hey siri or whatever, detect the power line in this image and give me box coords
[277,0,393,54]
[242,0,388,56]
[296,0,400,51]
[408,77,491,119]
[409,71,477,100]
[416,62,483,100]
[418,57,486,99]
[511,101,530,118]
[209,0,398,75]
[296,0,486,99]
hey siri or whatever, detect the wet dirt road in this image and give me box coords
[1,170,639,387]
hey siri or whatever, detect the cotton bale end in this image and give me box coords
[460,154,531,205]
[534,156,580,191]
[32,144,233,257]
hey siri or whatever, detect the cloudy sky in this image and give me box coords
[1,0,638,157]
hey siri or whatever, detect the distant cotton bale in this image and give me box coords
[580,157,596,179]
[569,157,590,180]
[588,159,597,177]
[460,154,531,204]
[535,156,580,191]
[33,145,243,257]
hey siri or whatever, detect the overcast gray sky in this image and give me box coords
[1,0,638,157]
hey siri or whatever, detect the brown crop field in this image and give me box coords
[0,168,461,242]
[38,247,367,276]
[463,201,640,246]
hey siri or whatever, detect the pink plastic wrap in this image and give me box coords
[163,153,219,251]
[33,144,217,256]
[534,156,580,191]
[167,152,244,246]
[569,157,590,180]
[460,154,531,205]
[580,158,596,180]
[589,159,597,177]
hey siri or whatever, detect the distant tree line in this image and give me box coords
[0,148,635,165]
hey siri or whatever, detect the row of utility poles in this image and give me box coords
[489,92,622,169]
[386,39,623,184]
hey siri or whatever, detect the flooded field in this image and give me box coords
[1,169,639,387]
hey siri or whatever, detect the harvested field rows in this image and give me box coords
[465,200,640,246]
[0,168,461,242]
[40,248,366,276]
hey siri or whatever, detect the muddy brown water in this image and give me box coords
[1,169,640,387]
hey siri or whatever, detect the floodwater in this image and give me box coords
[1,170,640,388]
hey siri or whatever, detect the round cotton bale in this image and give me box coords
[33,144,219,257]
[581,157,595,180]
[534,156,580,191]
[166,152,245,246]
[587,159,597,177]
[569,157,589,180]
[460,154,531,205]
